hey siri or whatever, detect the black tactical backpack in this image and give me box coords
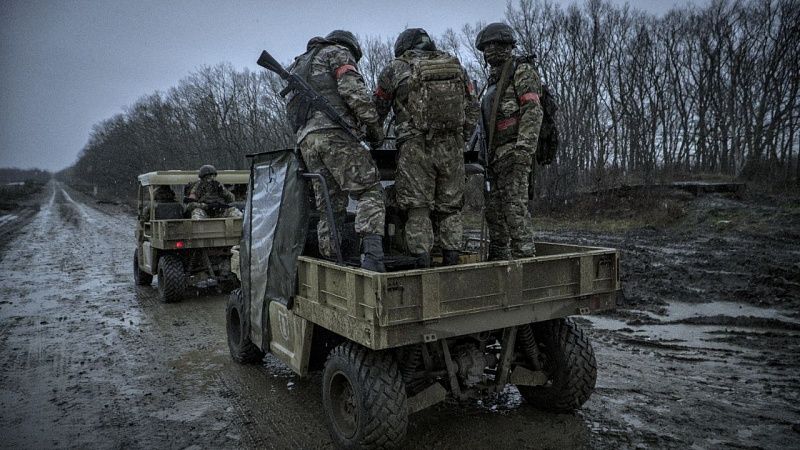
[284,47,322,133]
[536,84,559,165]
[401,51,467,131]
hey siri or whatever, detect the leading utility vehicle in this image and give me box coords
[134,170,248,302]
[226,149,619,449]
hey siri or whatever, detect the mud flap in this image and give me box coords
[268,301,314,376]
[509,367,548,386]
[407,382,447,414]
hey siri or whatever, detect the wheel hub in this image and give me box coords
[330,371,357,438]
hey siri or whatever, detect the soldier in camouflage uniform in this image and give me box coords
[476,23,543,260]
[187,165,242,219]
[291,30,387,272]
[374,28,479,267]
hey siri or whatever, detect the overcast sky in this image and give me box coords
[0,0,703,172]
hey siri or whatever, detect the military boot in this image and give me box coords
[360,234,386,272]
[412,253,431,269]
[441,249,460,266]
[488,244,511,261]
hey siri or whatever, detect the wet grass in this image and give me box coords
[526,189,800,236]
[0,182,45,212]
[462,191,691,233]
[535,191,691,233]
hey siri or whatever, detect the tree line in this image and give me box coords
[0,168,51,184]
[59,0,799,202]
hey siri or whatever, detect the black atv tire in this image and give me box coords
[517,318,597,412]
[322,342,408,449]
[133,249,153,286]
[226,288,264,364]
[157,254,185,303]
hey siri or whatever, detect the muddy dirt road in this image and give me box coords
[1,181,799,449]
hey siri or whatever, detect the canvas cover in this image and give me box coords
[240,149,309,349]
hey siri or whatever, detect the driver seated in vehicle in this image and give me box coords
[186,165,243,220]
[141,185,177,220]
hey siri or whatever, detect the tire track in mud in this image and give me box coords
[584,327,800,449]
[0,182,142,448]
[0,182,235,448]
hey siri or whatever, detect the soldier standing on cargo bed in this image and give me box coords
[187,165,242,219]
[290,30,387,272]
[476,23,543,260]
[374,28,479,267]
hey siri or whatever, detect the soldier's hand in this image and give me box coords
[366,124,385,150]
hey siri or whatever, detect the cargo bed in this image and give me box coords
[146,217,242,249]
[292,242,620,350]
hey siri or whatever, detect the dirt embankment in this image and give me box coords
[0,181,48,251]
[535,188,800,448]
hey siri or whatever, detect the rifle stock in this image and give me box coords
[257,50,288,78]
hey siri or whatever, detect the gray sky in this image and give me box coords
[0,0,699,172]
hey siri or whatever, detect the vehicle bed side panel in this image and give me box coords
[150,218,242,249]
[293,244,619,350]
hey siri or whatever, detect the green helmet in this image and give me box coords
[394,28,436,57]
[326,29,363,62]
[475,22,516,51]
[198,164,217,178]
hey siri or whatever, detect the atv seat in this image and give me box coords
[154,202,184,220]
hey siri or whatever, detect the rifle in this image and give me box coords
[204,201,232,213]
[257,49,371,152]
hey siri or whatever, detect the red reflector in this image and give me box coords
[175,241,184,249]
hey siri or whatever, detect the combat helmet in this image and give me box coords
[326,30,363,62]
[475,22,516,51]
[394,28,436,57]
[198,164,217,178]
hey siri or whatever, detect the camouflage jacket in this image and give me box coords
[481,56,543,162]
[294,39,381,143]
[374,50,479,143]
[187,179,235,206]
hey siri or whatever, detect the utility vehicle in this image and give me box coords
[226,149,619,448]
[134,170,248,302]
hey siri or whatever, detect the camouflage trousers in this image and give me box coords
[192,207,242,220]
[396,132,464,254]
[485,149,536,259]
[300,129,385,258]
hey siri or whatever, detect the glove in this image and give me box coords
[365,123,385,150]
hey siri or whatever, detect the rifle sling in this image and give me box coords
[486,58,514,161]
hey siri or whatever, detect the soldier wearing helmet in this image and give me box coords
[289,30,387,272]
[374,28,479,267]
[476,22,543,260]
[187,165,242,220]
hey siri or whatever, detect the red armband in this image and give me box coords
[466,80,475,94]
[496,117,519,131]
[518,92,540,105]
[375,86,393,101]
[334,64,357,79]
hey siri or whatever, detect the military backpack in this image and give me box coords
[285,47,323,133]
[400,51,467,131]
[536,84,559,165]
